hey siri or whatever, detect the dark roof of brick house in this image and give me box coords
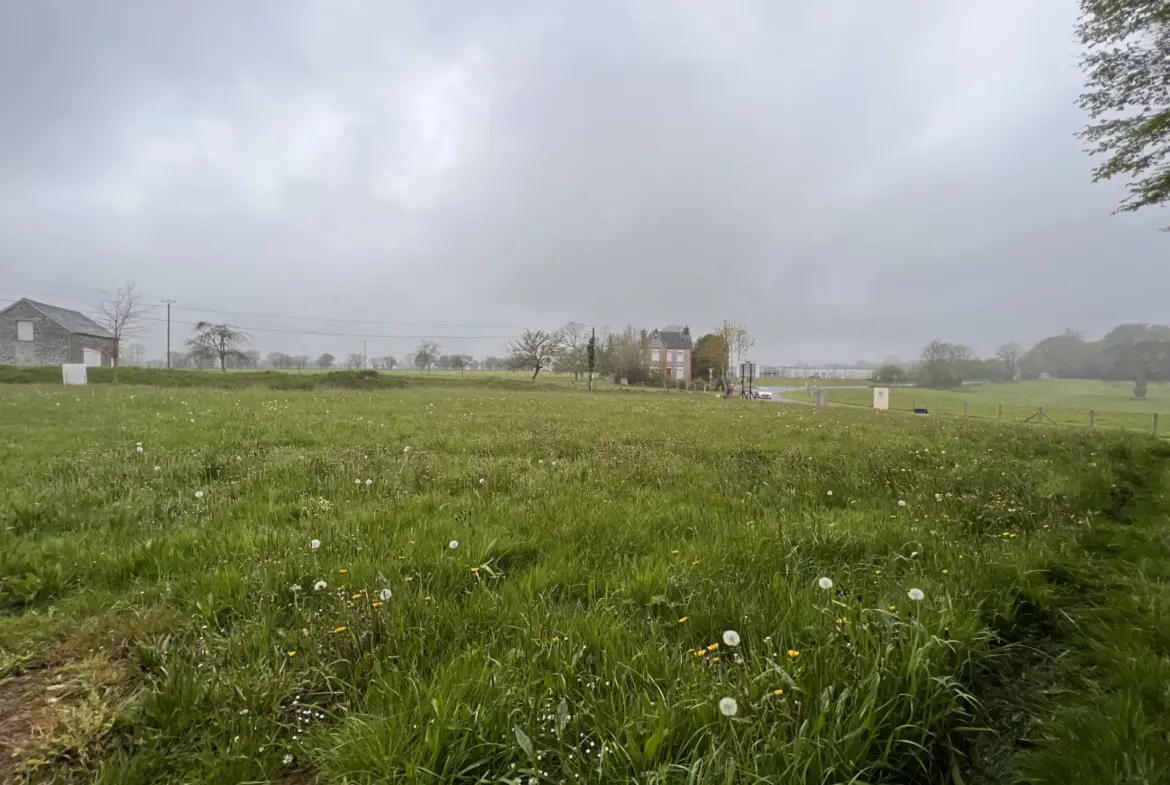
[4,298,115,339]
[653,329,693,350]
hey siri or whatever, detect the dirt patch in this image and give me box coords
[0,669,60,783]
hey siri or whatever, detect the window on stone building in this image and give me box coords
[16,321,33,341]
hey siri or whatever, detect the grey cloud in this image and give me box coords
[0,0,1164,363]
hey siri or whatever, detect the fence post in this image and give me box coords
[997,404,1003,421]
[1155,413,1160,436]
[1089,409,1095,430]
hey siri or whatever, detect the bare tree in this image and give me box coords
[556,321,589,381]
[126,343,147,366]
[414,340,441,371]
[188,322,251,372]
[507,329,564,380]
[995,342,1024,380]
[450,353,474,375]
[99,281,147,373]
[345,353,365,370]
[715,320,754,372]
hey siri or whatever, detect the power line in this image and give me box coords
[0,298,521,341]
[0,280,526,329]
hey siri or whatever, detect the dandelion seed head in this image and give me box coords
[194,490,204,499]
[314,580,327,591]
[379,588,392,601]
[310,539,321,550]
[817,577,834,590]
[722,630,741,647]
[898,500,907,507]
[908,587,925,601]
[718,697,738,717]
[448,540,460,549]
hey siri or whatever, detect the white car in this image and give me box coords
[755,390,773,400]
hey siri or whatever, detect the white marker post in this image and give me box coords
[62,364,88,386]
[873,387,889,410]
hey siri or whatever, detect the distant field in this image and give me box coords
[807,380,1169,432]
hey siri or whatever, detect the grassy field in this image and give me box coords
[2,386,1169,783]
[800,380,1170,433]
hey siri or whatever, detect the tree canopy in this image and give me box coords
[1078,0,1170,223]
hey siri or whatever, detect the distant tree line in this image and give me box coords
[900,323,1170,399]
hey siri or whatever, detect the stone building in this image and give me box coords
[0,298,116,366]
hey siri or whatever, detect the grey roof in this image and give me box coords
[18,298,115,338]
[654,329,692,350]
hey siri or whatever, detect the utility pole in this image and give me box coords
[363,340,367,369]
[587,326,596,392]
[163,299,175,367]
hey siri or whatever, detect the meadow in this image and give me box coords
[801,379,1170,433]
[1,385,1169,784]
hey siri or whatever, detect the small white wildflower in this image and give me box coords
[355,478,361,484]
[136,445,144,453]
[935,493,943,502]
[479,478,486,485]
[898,500,907,507]
[818,577,834,590]
[282,754,294,766]
[826,490,833,496]
[365,479,373,486]
[908,587,925,601]
[310,539,321,550]
[153,466,160,471]
[194,490,204,499]
[722,630,741,647]
[718,697,738,717]
[289,584,301,593]
[403,446,411,454]
[448,540,460,549]
[379,588,392,601]
[314,580,327,591]
[910,551,919,558]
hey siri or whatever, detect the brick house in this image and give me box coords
[647,328,693,382]
[0,298,116,367]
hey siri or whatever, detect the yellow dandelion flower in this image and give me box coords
[334,626,347,633]
[552,636,560,643]
[942,569,949,575]
[787,649,800,659]
[339,569,349,574]
[1043,524,1050,529]
[888,605,897,612]
[711,656,720,663]
[351,593,362,600]
[405,576,414,582]
[671,549,680,555]
[696,649,708,657]
[707,643,719,651]
[287,651,297,657]
[874,569,881,575]
[774,688,784,696]
[371,601,383,608]
[470,567,479,574]
[424,595,433,601]
[692,559,701,567]
[678,616,689,624]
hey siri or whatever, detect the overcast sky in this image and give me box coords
[0,0,1164,365]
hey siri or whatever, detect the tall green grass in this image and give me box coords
[1,386,1167,783]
